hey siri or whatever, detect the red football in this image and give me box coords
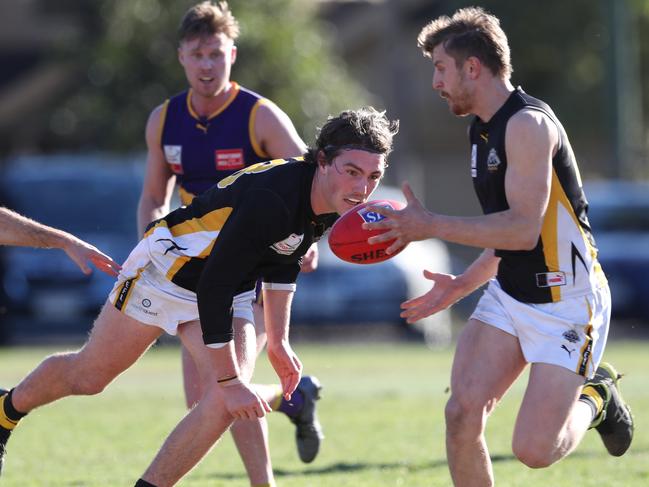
[328,199,407,264]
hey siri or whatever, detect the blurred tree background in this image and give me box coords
[0,0,372,155]
[0,0,646,180]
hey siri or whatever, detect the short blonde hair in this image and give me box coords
[178,1,239,44]
[417,6,512,79]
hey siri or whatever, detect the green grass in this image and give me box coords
[0,341,647,486]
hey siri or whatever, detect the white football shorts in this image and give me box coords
[471,279,611,378]
[108,239,256,336]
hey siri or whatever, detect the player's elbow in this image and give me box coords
[508,219,541,251]
[517,232,540,251]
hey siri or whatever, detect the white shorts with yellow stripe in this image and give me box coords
[471,279,610,378]
[108,240,256,336]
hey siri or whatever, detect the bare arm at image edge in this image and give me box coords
[0,207,120,276]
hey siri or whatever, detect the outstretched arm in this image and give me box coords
[400,249,499,323]
[364,109,557,254]
[0,207,121,276]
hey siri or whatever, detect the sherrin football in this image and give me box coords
[328,199,407,264]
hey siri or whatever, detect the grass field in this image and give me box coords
[0,340,647,486]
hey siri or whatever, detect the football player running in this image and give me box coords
[365,8,633,486]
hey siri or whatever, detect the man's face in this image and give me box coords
[431,44,473,117]
[178,33,236,98]
[319,149,386,215]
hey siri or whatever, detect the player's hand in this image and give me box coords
[400,271,465,323]
[300,243,319,273]
[61,235,121,277]
[267,340,302,400]
[222,382,272,420]
[362,182,433,254]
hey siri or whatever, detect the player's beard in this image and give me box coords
[444,73,474,117]
[447,85,473,117]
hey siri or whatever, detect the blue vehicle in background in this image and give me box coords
[586,180,649,323]
[0,155,142,342]
[0,156,453,347]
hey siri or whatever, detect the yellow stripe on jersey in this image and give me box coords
[166,239,217,281]
[540,170,562,301]
[541,169,597,301]
[249,99,270,159]
[163,207,233,281]
[143,219,169,238]
[168,207,233,237]
[179,186,196,206]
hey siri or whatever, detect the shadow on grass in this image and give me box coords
[194,449,612,482]
[196,458,448,481]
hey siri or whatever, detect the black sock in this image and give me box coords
[3,389,27,422]
[134,479,157,487]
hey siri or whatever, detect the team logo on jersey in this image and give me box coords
[215,149,245,170]
[271,233,304,255]
[163,145,183,174]
[487,148,501,171]
[535,271,566,288]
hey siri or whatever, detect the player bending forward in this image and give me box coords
[0,107,399,487]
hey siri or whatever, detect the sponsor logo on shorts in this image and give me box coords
[271,233,304,255]
[578,339,593,376]
[561,344,575,357]
[535,271,566,288]
[357,203,395,224]
[115,277,135,311]
[135,298,158,317]
[215,149,245,170]
[562,329,580,343]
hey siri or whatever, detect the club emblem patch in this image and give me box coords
[562,329,580,343]
[271,233,304,255]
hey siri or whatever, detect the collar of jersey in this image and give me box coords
[186,81,240,121]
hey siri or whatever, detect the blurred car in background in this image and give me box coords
[585,180,649,322]
[0,158,452,346]
[0,154,142,341]
[292,185,453,347]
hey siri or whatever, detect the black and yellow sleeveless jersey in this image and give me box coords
[469,87,606,303]
[143,158,337,344]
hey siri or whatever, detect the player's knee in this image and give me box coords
[67,356,115,395]
[445,395,484,436]
[72,371,112,396]
[512,437,557,469]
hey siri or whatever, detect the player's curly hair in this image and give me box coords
[304,107,400,167]
[178,1,239,44]
[417,6,512,79]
